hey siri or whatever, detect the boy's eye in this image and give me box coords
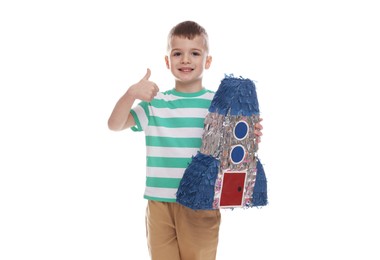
[192,52,201,56]
[173,52,181,56]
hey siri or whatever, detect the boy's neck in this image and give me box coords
[174,81,203,93]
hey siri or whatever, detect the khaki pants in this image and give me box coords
[146,200,221,260]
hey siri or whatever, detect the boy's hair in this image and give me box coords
[167,21,209,53]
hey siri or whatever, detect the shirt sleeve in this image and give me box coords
[130,101,149,132]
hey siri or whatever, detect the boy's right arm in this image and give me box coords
[107,68,159,131]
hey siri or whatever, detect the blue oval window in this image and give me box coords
[230,145,245,164]
[234,121,249,140]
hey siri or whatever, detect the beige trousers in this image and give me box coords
[146,200,221,260]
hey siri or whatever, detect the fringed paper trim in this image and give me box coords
[176,152,220,210]
[252,159,268,206]
[208,75,260,116]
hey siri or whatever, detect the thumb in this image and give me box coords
[142,68,151,81]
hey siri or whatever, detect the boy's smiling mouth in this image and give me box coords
[179,67,194,72]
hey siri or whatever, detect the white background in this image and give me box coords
[1,0,379,259]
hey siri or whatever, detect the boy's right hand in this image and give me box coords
[128,68,159,102]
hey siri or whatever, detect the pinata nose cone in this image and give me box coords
[208,75,260,116]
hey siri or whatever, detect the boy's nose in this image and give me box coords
[181,54,190,64]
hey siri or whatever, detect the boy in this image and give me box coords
[108,21,263,260]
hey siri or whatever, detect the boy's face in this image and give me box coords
[165,35,212,92]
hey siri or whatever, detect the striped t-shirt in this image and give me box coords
[130,88,215,202]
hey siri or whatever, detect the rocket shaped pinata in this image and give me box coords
[176,75,268,209]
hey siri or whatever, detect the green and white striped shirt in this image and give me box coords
[130,88,214,202]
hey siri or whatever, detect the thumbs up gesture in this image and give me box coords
[129,68,159,102]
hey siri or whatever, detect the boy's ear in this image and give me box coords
[165,56,170,69]
[205,55,212,69]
